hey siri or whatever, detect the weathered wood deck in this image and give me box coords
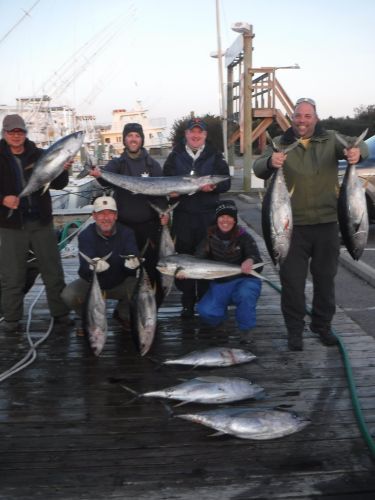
[1,204,375,499]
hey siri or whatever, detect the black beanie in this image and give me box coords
[122,122,145,147]
[215,200,238,222]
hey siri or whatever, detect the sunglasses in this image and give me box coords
[295,97,316,107]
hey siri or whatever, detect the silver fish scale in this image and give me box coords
[269,169,293,264]
[143,376,264,404]
[100,171,229,196]
[20,131,85,198]
[86,271,107,356]
[163,347,256,367]
[179,408,310,440]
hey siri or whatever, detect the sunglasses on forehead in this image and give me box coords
[295,97,316,107]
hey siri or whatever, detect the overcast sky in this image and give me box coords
[1,0,374,128]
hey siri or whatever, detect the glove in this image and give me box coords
[90,257,110,273]
[124,255,142,270]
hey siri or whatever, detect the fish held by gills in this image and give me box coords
[261,167,293,266]
[19,131,85,197]
[336,130,369,260]
[129,266,157,356]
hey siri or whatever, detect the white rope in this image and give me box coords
[0,216,92,382]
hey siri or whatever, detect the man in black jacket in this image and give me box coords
[0,114,72,333]
[90,123,169,307]
[163,118,231,318]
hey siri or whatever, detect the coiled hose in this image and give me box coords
[265,277,375,460]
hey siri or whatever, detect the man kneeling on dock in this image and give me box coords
[61,196,140,331]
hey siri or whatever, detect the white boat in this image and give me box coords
[51,176,102,211]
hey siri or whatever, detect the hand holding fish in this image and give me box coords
[89,166,102,178]
[241,258,254,275]
[124,255,142,270]
[199,183,216,192]
[344,147,361,165]
[89,257,110,273]
[270,151,287,169]
[3,195,19,210]
[63,158,75,170]
[159,213,169,226]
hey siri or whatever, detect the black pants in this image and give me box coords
[279,223,340,334]
[171,210,215,307]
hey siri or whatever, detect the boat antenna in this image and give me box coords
[0,0,41,46]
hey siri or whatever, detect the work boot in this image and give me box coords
[180,306,194,319]
[2,321,20,333]
[310,324,338,346]
[239,329,253,344]
[53,314,75,333]
[288,331,303,351]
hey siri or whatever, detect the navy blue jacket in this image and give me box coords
[163,142,231,214]
[98,149,168,224]
[78,222,139,290]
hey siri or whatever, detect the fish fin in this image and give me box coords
[353,128,368,147]
[6,208,14,219]
[42,183,51,195]
[208,431,226,437]
[249,269,269,281]
[24,162,35,171]
[79,251,94,265]
[288,184,295,197]
[336,133,349,148]
[173,400,190,407]
[282,140,299,154]
[120,384,140,397]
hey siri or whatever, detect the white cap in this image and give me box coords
[93,196,117,212]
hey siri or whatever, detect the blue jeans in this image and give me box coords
[196,277,262,331]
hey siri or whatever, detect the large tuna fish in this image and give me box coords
[336,130,369,260]
[80,251,110,356]
[157,254,263,280]
[163,347,256,368]
[129,266,157,356]
[19,131,85,197]
[178,407,310,440]
[261,136,298,266]
[149,201,178,297]
[99,170,230,196]
[122,376,265,405]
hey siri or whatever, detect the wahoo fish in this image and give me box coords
[337,129,369,260]
[79,251,110,356]
[178,407,310,440]
[157,254,264,280]
[99,170,230,196]
[163,347,256,368]
[261,135,297,265]
[123,376,265,405]
[130,266,157,356]
[19,131,85,197]
[149,201,178,297]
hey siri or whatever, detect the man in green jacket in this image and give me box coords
[253,98,368,351]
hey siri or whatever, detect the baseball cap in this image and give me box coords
[93,196,117,212]
[215,199,238,222]
[295,97,316,109]
[2,114,27,132]
[186,118,207,131]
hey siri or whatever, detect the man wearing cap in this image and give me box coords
[90,122,168,307]
[193,200,262,337]
[163,117,231,318]
[61,196,140,329]
[0,114,73,333]
[254,98,369,351]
